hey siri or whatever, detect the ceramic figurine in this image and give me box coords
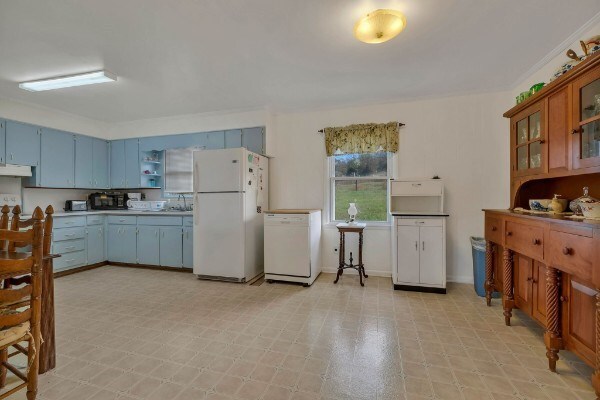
[569,187,598,215]
[549,194,566,214]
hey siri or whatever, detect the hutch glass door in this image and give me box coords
[513,103,545,176]
[573,69,600,168]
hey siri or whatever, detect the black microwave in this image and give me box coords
[88,192,127,210]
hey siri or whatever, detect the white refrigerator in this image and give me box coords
[193,148,268,282]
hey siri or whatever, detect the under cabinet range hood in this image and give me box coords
[0,164,32,177]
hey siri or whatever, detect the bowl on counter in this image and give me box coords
[149,201,167,211]
[529,199,552,211]
[580,202,600,219]
[529,199,568,212]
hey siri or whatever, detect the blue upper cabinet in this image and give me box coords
[242,127,265,155]
[225,129,242,148]
[73,135,109,189]
[203,131,225,150]
[92,138,110,189]
[0,120,5,164]
[6,121,40,166]
[125,138,140,188]
[40,129,75,188]
[75,135,94,188]
[110,140,126,188]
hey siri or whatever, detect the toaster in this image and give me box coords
[64,200,88,212]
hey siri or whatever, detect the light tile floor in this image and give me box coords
[15,266,597,399]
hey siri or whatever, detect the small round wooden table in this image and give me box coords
[334,223,368,286]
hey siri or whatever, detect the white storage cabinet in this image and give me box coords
[390,179,448,293]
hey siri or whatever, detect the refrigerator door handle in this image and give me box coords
[193,193,199,225]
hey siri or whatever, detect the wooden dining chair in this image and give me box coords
[0,206,44,399]
[0,206,55,381]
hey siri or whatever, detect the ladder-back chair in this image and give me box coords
[0,206,54,380]
[0,206,44,399]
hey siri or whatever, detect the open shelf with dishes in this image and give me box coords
[140,150,164,188]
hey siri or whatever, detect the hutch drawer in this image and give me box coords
[547,230,594,281]
[484,216,503,243]
[505,221,544,261]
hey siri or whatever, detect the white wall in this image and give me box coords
[269,93,512,282]
[0,97,108,138]
[106,108,268,139]
[513,19,600,96]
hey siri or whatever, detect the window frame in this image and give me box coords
[327,152,394,226]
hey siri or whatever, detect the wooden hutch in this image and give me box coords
[484,51,600,397]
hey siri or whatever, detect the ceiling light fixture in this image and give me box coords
[354,9,406,44]
[19,70,117,92]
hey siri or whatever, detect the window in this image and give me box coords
[164,147,194,194]
[329,152,392,223]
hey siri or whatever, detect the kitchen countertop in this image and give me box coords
[21,210,193,218]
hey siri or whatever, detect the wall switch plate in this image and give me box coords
[0,194,21,207]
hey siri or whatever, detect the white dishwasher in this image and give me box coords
[264,210,321,286]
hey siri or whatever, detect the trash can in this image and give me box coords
[470,237,488,297]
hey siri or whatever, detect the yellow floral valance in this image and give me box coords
[324,121,400,156]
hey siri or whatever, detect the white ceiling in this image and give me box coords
[0,0,598,123]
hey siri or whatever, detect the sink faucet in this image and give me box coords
[177,194,187,211]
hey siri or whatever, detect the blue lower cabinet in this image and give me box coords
[54,250,86,271]
[183,227,193,268]
[53,218,87,272]
[107,224,137,263]
[87,225,105,265]
[137,225,160,266]
[160,227,183,267]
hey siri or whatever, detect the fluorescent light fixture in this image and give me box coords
[19,70,117,92]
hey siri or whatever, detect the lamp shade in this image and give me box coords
[354,9,407,44]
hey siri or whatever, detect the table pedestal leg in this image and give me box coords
[359,232,367,282]
[334,232,344,284]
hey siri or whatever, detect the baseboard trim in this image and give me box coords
[54,261,108,278]
[394,284,447,294]
[447,275,474,284]
[109,262,193,273]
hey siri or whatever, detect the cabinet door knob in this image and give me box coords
[560,295,568,302]
[532,238,541,245]
[506,231,512,236]
[571,128,581,135]
[527,277,533,282]
[562,247,572,255]
[539,140,546,144]
[491,226,497,232]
